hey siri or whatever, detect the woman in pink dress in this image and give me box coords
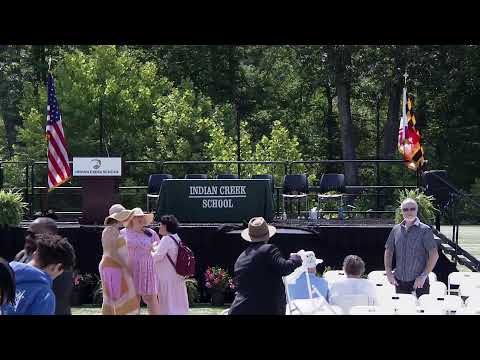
[121,208,160,315]
[99,204,140,315]
[152,215,189,315]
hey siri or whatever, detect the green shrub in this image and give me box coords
[394,188,438,225]
[186,278,200,306]
[0,189,27,226]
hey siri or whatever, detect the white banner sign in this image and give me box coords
[73,157,122,176]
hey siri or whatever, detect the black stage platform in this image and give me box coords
[0,220,457,301]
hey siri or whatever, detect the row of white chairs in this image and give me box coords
[326,270,480,297]
[349,305,480,315]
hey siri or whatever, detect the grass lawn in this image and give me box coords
[72,304,229,315]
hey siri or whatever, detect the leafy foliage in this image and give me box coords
[0,189,27,226]
[186,278,200,306]
[394,188,438,225]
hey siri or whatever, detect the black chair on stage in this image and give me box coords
[217,174,239,179]
[252,174,275,194]
[282,174,309,218]
[185,174,208,179]
[146,174,173,212]
[317,173,346,218]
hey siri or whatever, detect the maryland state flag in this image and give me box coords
[398,86,425,171]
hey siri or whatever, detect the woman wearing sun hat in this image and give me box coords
[121,207,160,315]
[99,204,140,315]
[228,217,303,315]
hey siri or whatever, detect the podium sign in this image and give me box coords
[73,157,122,177]
[74,157,122,225]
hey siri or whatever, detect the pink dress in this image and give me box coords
[152,233,189,315]
[121,228,158,296]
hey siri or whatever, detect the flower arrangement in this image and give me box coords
[204,266,234,292]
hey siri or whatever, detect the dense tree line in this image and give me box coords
[0,45,479,218]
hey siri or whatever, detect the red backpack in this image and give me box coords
[166,235,196,278]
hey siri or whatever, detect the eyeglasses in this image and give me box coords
[402,207,417,212]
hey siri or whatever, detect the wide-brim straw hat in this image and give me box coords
[124,207,154,226]
[104,204,133,225]
[241,217,276,243]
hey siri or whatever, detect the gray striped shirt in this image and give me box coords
[385,218,437,282]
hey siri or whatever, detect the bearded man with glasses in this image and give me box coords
[384,198,439,297]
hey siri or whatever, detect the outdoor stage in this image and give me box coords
[0,219,457,301]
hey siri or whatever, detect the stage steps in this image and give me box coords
[434,230,480,272]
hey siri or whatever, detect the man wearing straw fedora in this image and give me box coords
[229,217,302,315]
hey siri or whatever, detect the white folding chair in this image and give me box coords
[283,269,307,315]
[465,295,480,308]
[372,282,396,297]
[349,305,394,315]
[323,270,346,283]
[429,281,447,297]
[313,305,343,315]
[329,294,373,315]
[459,280,480,298]
[377,293,418,313]
[414,306,446,315]
[283,269,327,315]
[367,270,389,284]
[418,294,464,314]
[448,272,480,295]
[454,307,480,315]
[428,272,437,283]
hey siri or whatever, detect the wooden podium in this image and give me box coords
[73,157,122,225]
[78,177,121,225]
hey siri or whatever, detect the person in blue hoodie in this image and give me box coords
[2,233,76,315]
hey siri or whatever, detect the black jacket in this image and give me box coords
[229,243,302,315]
[52,271,73,315]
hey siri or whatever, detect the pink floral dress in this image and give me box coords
[121,228,158,296]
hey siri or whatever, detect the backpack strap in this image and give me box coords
[166,235,179,270]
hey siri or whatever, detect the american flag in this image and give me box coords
[46,73,71,191]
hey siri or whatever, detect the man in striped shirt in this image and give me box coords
[384,198,439,297]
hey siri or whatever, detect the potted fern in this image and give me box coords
[0,189,27,228]
[394,188,438,225]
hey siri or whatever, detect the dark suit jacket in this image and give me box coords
[229,243,302,315]
[52,271,73,315]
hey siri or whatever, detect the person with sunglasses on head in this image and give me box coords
[1,233,76,315]
[15,217,58,264]
[15,217,74,315]
[384,198,439,297]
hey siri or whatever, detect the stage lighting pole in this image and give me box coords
[99,96,104,156]
[375,94,381,210]
[236,108,241,177]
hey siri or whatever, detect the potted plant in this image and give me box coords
[394,188,438,225]
[186,278,200,307]
[204,266,235,307]
[0,189,27,228]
